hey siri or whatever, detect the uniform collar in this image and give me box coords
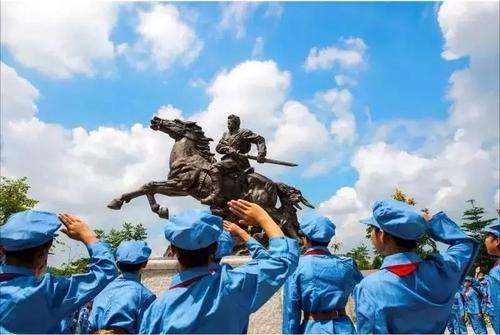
[0,264,35,276]
[120,272,140,282]
[171,266,212,286]
[381,251,422,269]
[305,246,331,254]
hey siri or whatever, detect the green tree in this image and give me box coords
[371,255,383,269]
[0,176,38,224]
[94,222,147,253]
[462,199,496,274]
[48,222,147,275]
[346,244,371,270]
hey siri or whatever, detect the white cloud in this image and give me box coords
[264,3,284,18]
[217,2,257,39]
[0,62,39,135]
[0,65,200,264]
[304,37,367,72]
[268,101,330,161]
[252,36,265,58]
[122,4,203,71]
[1,2,118,78]
[315,88,356,145]
[319,2,499,254]
[192,60,290,141]
[334,75,358,87]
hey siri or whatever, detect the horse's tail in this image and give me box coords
[275,182,314,210]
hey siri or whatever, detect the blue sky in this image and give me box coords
[1,1,498,260]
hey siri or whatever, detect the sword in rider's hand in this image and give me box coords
[239,154,298,167]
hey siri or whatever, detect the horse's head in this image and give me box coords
[150,116,215,160]
[150,116,187,139]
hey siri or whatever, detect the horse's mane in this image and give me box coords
[173,119,215,161]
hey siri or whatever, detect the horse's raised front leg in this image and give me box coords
[145,182,187,219]
[107,181,169,210]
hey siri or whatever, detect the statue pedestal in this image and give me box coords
[143,257,360,333]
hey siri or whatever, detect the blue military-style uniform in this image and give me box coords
[354,200,479,334]
[139,209,299,334]
[214,230,234,261]
[89,240,156,333]
[283,213,363,334]
[463,277,487,334]
[446,289,467,334]
[0,210,118,333]
[482,220,500,334]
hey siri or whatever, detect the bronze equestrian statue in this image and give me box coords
[107,115,314,243]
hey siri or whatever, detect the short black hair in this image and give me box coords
[373,227,418,250]
[310,240,330,248]
[5,239,53,266]
[117,261,147,273]
[175,243,217,269]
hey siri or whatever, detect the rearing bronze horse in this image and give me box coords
[107,117,314,241]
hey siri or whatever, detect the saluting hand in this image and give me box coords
[228,199,271,226]
[223,220,251,242]
[58,213,97,245]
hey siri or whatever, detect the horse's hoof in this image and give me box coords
[157,207,169,219]
[107,199,123,210]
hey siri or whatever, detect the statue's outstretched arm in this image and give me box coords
[242,129,267,157]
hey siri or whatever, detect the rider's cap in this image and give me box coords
[116,240,152,265]
[360,199,426,241]
[299,213,335,243]
[0,210,61,251]
[164,209,223,250]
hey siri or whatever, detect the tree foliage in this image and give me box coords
[48,222,147,275]
[346,244,371,270]
[0,176,38,224]
[461,199,496,274]
[94,222,147,253]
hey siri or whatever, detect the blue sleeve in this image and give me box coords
[231,236,299,313]
[354,281,389,334]
[247,237,269,260]
[426,212,479,283]
[282,272,301,334]
[47,242,118,318]
[349,258,364,286]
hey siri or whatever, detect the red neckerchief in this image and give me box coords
[385,263,420,277]
[169,269,216,290]
[304,249,330,256]
[0,273,28,282]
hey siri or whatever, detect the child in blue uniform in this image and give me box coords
[139,200,299,333]
[0,211,117,333]
[482,218,500,334]
[354,200,479,333]
[446,288,467,334]
[89,240,156,333]
[463,276,487,334]
[282,213,363,334]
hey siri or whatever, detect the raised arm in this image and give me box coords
[425,211,479,282]
[240,129,267,158]
[227,200,299,312]
[48,214,118,318]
